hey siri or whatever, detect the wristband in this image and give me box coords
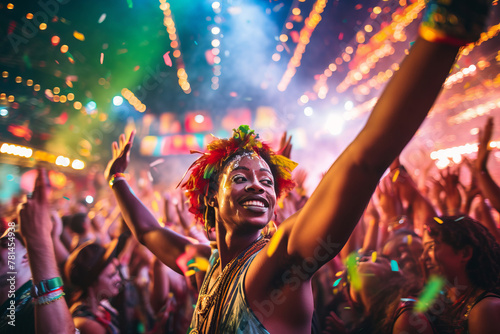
[109,173,127,188]
[419,0,491,46]
[30,277,64,298]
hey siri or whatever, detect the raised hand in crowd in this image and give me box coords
[475,117,500,213]
[18,169,75,334]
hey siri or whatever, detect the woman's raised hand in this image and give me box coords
[104,130,136,181]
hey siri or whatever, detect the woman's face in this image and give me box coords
[214,153,276,232]
[349,255,393,309]
[94,258,121,299]
[421,230,464,282]
[382,234,423,276]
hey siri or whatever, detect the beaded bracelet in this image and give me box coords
[34,288,65,305]
[109,173,127,188]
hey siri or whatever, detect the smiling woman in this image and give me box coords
[420,216,500,333]
[102,1,492,331]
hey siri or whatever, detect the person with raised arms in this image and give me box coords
[104,0,492,332]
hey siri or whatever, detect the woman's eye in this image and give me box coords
[262,179,273,186]
[233,176,246,183]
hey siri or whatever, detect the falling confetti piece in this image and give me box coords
[415,276,445,312]
[127,0,133,8]
[390,260,399,271]
[73,31,85,41]
[392,169,400,182]
[63,196,70,200]
[333,278,342,287]
[194,41,198,45]
[406,234,413,246]
[150,158,164,167]
[163,51,172,67]
[434,217,443,224]
[151,200,159,212]
[455,216,464,222]
[98,13,106,23]
[185,269,196,277]
[100,53,104,64]
[266,227,284,257]
[188,257,210,272]
[371,251,377,263]
[400,298,416,303]
[346,253,362,291]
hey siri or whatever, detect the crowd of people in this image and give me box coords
[1,0,499,333]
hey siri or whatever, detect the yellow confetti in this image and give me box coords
[266,228,284,257]
[185,269,196,277]
[434,217,443,224]
[392,169,400,182]
[407,234,413,245]
[152,200,159,212]
[192,257,210,272]
[154,191,162,201]
[371,251,377,263]
[73,31,85,41]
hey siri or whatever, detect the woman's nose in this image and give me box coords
[245,181,265,193]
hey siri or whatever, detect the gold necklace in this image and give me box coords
[197,260,221,315]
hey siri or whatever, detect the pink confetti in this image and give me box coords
[100,52,104,64]
[163,51,172,67]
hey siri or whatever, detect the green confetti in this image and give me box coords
[346,252,361,291]
[415,276,445,312]
[126,0,133,8]
[63,196,70,200]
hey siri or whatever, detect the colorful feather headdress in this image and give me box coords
[180,125,298,229]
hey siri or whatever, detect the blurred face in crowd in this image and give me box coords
[214,153,276,232]
[382,234,423,276]
[0,235,31,286]
[349,255,395,310]
[421,230,467,282]
[93,258,121,299]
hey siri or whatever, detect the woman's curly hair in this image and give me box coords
[425,215,500,290]
[180,125,297,231]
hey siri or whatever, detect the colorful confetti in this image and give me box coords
[415,276,445,312]
[434,217,444,224]
[392,169,400,182]
[371,251,377,263]
[73,31,85,41]
[346,253,362,291]
[333,277,342,287]
[63,196,70,200]
[163,51,172,67]
[98,13,106,23]
[390,260,399,271]
[405,234,413,246]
